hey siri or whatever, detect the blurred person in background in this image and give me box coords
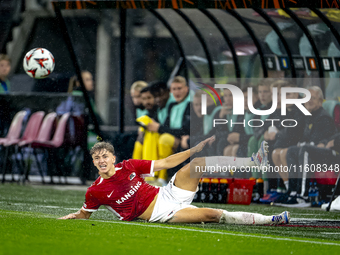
[0,54,11,137]
[149,81,175,127]
[145,76,191,182]
[277,132,340,207]
[258,80,303,202]
[182,89,218,156]
[64,70,102,124]
[139,86,158,120]
[130,81,148,118]
[0,54,11,94]
[133,81,175,185]
[145,76,190,147]
[69,71,94,95]
[247,79,276,159]
[273,86,337,207]
[132,86,158,165]
[223,87,255,158]
[273,86,335,188]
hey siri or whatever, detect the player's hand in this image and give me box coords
[192,135,215,155]
[147,120,160,132]
[58,213,77,219]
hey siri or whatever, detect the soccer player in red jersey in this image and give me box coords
[59,137,290,225]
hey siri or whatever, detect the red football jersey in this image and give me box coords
[82,159,160,221]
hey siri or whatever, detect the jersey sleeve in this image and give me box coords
[81,190,100,212]
[128,159,155,177]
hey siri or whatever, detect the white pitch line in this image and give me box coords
[2,202,340,246]
[91,219,340,247]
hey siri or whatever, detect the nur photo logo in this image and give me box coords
[198,83,312,128]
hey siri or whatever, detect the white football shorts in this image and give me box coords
[148,173,197,223]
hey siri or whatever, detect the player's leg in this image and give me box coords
[169,207,290,225]
[285,146,302,191]
[272,148,282,166]
[277,148,289,182]
[174,141,269,192]
[219,209,290,225]
[173,158,203,192]
[279,148,289,167]
[168,207,222,223]
[204,140,268,175]
[274,146,310,206]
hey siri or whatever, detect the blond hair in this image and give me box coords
[131,81,148,92]
[172,76,187,86]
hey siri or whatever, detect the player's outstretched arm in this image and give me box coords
[190,135,215,156]
[58,209,92,220]
[154,135,215,171]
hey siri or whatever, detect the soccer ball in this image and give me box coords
[23,48,55,79]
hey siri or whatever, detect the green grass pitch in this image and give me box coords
[1,183,340,255]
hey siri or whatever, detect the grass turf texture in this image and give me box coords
[1,184,340,255]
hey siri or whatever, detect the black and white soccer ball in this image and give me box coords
[23,48,55,79]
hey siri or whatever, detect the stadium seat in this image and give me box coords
[0,111,28,183]
[18,112,57,183]
[31,113,71,148]
[30,112,71,183]
[0,111,28,146]
[18,112,57,148]
[2,111,45,147]
[1,111,45,183]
